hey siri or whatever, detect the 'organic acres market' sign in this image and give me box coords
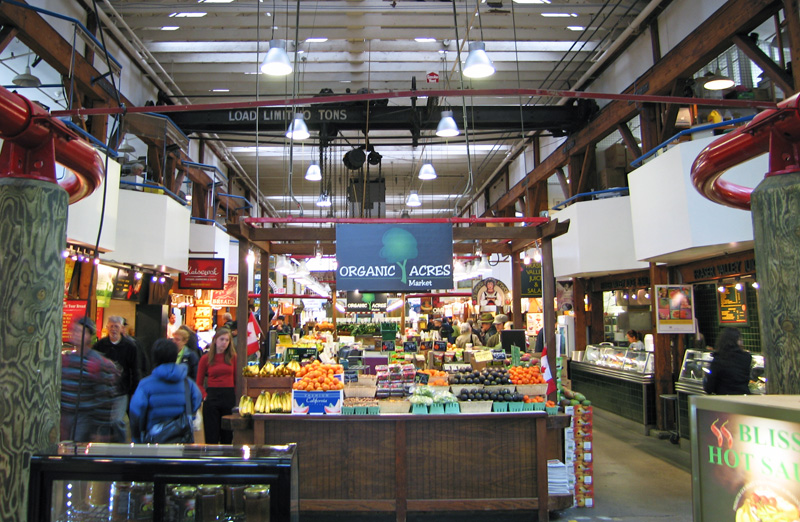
[335,224,453,292]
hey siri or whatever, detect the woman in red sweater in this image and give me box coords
[196,327,236,444]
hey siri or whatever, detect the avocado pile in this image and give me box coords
[449,368,512,386]
[457,387,523,402]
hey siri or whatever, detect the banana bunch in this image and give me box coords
[242,364,260,377]
[253,391,272,413]
[238,395,255,416]
[272,360,302,377]
[269,391,292,413]
[259,362,275,377]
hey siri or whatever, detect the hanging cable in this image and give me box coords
[450,0,475,216]
[286,0,303,216]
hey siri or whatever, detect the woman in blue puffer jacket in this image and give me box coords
[130,338,203,442]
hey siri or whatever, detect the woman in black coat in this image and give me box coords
[703,327,752,395]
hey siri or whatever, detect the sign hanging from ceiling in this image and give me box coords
[426,72,439,83]
[179,258,226,290]
[346,291,388,312]
[336,224,453,292]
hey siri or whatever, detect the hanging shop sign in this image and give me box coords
[179,258,226,290]
[694,406,800,522]
[95,264,117,308]
[717,284,748,326]
[111,269,134,300]
[346,291,388,312]
[521,262,543,298]
[472,277,510,312]
[335,224,453,292]
[210,274,238,307]
[654,285,696,334]
[426,72,439,83]
[62,300,87,343]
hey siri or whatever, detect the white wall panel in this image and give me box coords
[66,153,120,252]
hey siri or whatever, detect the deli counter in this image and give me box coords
[28,443,298,522]
[674,349,765,439]
[569,344,656,432]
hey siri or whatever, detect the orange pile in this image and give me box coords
[418,369,447,377]
[509,366,546,385]
[523,395,545,404]
[292,361,345,391]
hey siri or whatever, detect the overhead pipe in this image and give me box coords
[690,92,800,209]
[0,86,103,203]
[244,216,549,226]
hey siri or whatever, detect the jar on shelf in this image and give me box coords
[224,485,246,518]
[243,485,270,522]
[196,484,224,522]
[110,481,132,521]
[168,486,197,522]
[129,482,155,521]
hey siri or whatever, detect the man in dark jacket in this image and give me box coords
[93,315,140,441]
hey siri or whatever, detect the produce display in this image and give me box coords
[456,387,522,402]
[242,360,301,378]
[509,365,546,385]
[449,368,512,386]
[238,391,292,415]
[292,361,345,391]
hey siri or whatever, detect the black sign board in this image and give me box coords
[433,341,448,352]
[717,284,748,326]
[501,330,528,355]
[403,341,418,353]
[420,341,432,351]
[381,340,396,352]
[414,372,430,384]
[346,291,388,312]
[521,263,543,298]
[112,269,135,300]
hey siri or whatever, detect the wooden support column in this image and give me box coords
[617,123,642,159]
[236,237,251,397]
[539,219,570,402]
[751,171,800,394]
[640,104,661,154]
[573,278,588,351]
[259,245,271,355]
[567,155,583,198]
[784,0,800,91]
[650,263,672,430]
[589,289,605,344]
[511,249,523,330]
[0,178,67,522]
[555,168,570,201]
[733,33,794,94]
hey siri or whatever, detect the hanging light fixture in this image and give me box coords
[316,192,331,207]
[435,110,460,137]
[286,113,310,140]
[702,58,734,90]
[476,256,493,276]
[261,39,293,76]
[400,209,411,218]
[463,42,495,79]
[12,65,41,88]
[418,162,437,180]
[305,160,322,181]
[295,259,311,277]
[118,137,135,154]
[406,190,422,207]
[275,255,294,275]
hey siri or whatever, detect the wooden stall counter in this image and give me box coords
[225,412,572,521]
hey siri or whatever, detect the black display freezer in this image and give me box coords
[28,443,298,522]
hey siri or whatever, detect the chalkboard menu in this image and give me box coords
[521,263,543,298]
[717,284,748,326]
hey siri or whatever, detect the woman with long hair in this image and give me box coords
[703,327,752,395]
[172,325,200,380]
[196,327,237,443]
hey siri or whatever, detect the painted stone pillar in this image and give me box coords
[750,171,800,394]
[0,177,67,521]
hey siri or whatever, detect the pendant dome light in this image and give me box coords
[286,113,310,140]
[13,65,41,87]
[305,160,322,181]
[463,42,495,79]
[261,39,293,76]
[418,162,437,180]
[476,256,493,276]
[117,137,136,154]
[702,69,735,90]
[406,190,422,207]
[435,110,460,137]
[316,192,332,207]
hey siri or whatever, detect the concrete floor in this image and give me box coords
[303,408,694,522]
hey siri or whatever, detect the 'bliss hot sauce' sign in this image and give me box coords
[694,401,800,521]
[336,224,453,292]
[179,258,226,290]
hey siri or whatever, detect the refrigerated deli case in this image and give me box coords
[569,344,656,431]
[28,443,298,522]
[675,349,766,439]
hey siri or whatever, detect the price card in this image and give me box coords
[344,369,359,383]
[414,372,430,384]
[444,363,472,372]
[403,341,418,353]
[382,340,396,351]
[420,341,432,351]
[433,341,448,351]
[491,350,507,361]
[473,351,494,363]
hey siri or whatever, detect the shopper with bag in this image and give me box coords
[196,327,237,444]
[130,338,203,443]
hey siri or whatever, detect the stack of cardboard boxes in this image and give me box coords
[599,143,634,190]
[573,405,594,507]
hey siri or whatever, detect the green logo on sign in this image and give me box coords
[379,228,419,284]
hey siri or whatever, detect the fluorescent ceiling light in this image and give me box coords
[567,26,585,31]
[541,12,577,17]
[514,0,550,3]
[169,12,207,17]
[199,0,234,3]
[415,37,437,43]
[211,88,229,92]
[161,26,179,31]
[305,37,328,43]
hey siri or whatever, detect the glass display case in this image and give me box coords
[28,443,298,522]
[580,344,653,374]
[678,349,713,384]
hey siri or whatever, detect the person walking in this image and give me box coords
[455,322,483,348]
[703,327,752,395]
[172,325,200,380]
[92,315,140,442]
[129,339,203,443]
[196,327,237,444]
[60,317,121,442]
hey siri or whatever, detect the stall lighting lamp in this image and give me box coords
[718,284,727,293]
[734,279,743,291]
[752,281,760,289]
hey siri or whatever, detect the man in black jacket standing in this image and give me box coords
[93,315,140,442]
